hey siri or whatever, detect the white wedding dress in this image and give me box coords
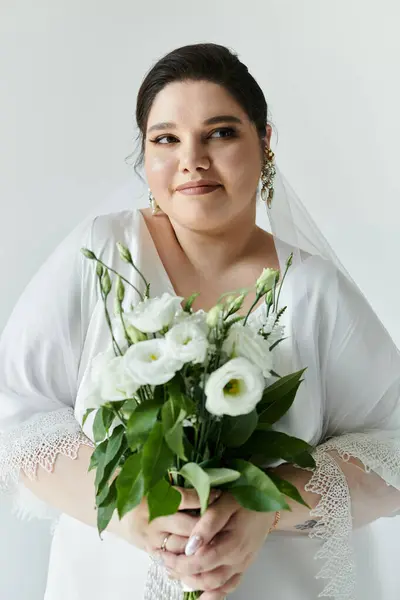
[1,208,400,600]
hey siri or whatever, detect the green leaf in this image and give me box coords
[92,407,115,443]
[120,398,138,420]
[255,430,314,466]
[221,410,258,448]
[88,439,107,472]
[267,472,311,509]
[257,370,306,412]
[290,450,316,469]
[126,400,162,451]
[82,408,95,427]
[178,463,210,515]
[204,468,240,486]
[116,453,145,519]
[153,385,165,405]
[162,398,187,460]
[167,378,195,415]
[97,480,117,536]
[142,422,175,492]
[95,425,127,493]
[147,478,182,521]
[229,486,289,512]
[258,381,302,425]
[228,459,289,512]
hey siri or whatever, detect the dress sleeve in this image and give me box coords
[301,258,400,599]
[0,218,97,519]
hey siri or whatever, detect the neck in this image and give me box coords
[168,205,259,279]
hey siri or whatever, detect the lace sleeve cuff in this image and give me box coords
[303,433,400,600]
[0,407,94,520]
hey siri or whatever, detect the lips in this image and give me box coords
[176,180,222,195]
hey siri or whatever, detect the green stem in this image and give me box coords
[98,277,122,356]
[275,261,290,312]
[96,258,144,302]
[127,257,150,296]
[119,310,131,347]
[243,293,261,326]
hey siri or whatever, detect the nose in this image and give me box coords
[179,140,211,173]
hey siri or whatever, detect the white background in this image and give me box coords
[1,1,399,598]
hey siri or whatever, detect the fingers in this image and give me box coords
[199,573,242,599]
[180,565,236,593]
[156,512,199,537]
[158,533,187,554]
[185,494,238,553]
[162,531,236,574]
[177,487,221,511]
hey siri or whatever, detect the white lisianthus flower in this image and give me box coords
[125,293,184,333]
[222,323,273,377]
[173,309,208,333]
[82,347,137,410]
[256,268,279,295]
[205,357,264,416]
[165,321,209,364]
[99,356,140,401]
[124,338,183,385]
[90,347,115,382]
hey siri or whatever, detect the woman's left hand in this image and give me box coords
[160,492,276,599]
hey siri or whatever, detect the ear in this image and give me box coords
[264,124,272,148]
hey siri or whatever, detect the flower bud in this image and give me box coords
[81,248,96,260]
[256,268,279,295]
[117,242,132,264]
[226,294,246,315]
[126,324,147,344]
[116,275,125,302]
[206,304,223,328]
[183,292,200,313]
[96,263,103,278]
[286,252,293,267]
[101,270,112,295]
[265,290,273,306]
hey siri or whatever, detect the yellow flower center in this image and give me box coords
[149,354,159,361]
[223,378,242,397]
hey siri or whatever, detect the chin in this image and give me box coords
[172,200,229,230]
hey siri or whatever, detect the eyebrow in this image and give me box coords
[147,114,243,134]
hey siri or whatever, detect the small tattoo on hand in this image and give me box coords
[294,519,318,531]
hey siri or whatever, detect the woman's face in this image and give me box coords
[144,80,269,232]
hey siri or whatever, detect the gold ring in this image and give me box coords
[161,533,171,552]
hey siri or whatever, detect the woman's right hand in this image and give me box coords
[110,487,221,556]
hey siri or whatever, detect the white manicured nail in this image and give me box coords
[185,535,203,556]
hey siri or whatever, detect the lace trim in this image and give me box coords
[0,407,94,519]
[304,432,400,600]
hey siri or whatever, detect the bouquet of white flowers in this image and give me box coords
[81,243,315,600]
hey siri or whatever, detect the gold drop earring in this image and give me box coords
[149,189,161,215]
[261,148,276,208]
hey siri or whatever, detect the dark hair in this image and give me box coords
[132,43,270,172]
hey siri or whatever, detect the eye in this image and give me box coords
[209,127,237,139]
[150,135,179,145]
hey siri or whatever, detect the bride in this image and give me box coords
[1,43,400,600]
